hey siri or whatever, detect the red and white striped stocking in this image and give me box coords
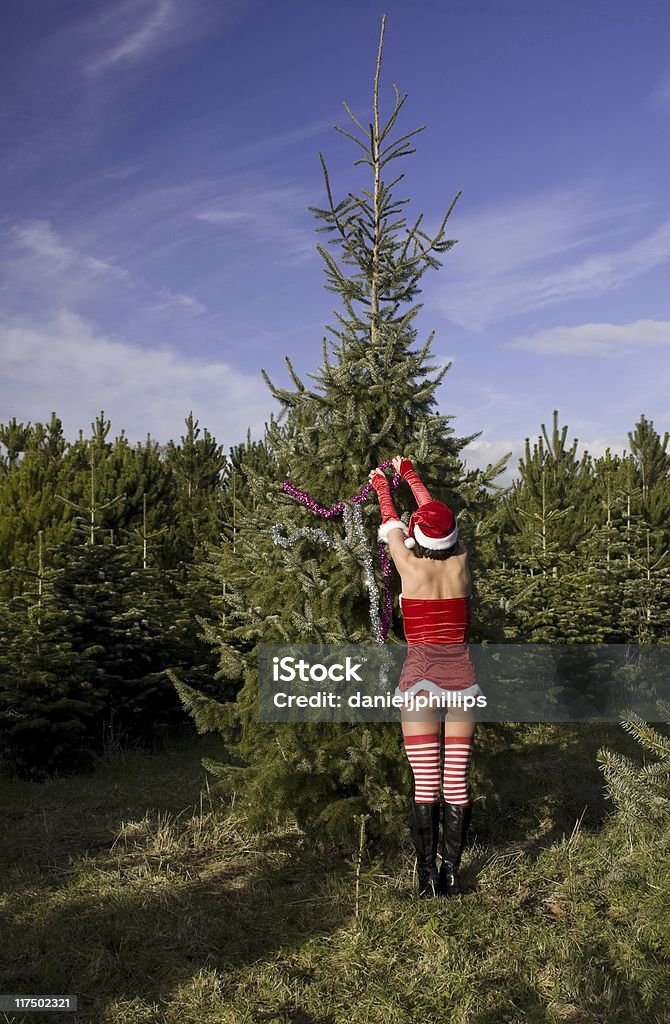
[442,734,474,805]
[404,732,441,803]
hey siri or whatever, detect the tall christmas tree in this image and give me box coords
[174,16,504,846]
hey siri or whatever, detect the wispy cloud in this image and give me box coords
[100,160,145,181]
[575,436,634,459]
[0,309,271,445]
[147,287,208,316]
[1,173,319,355]
[196,183,317,263]
[442,375,548,439]
[460,431,638,484]
[460,437,518,483]
[210,115,340,170]
[13,220,130,282]
[430,185,668,329]
[0,1,248,190]
[2,171,317,333]
[3,218,206,319]
[508,319,670,356]
[81,0,237,78]
[85,0,175,75]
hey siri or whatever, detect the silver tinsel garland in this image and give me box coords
[343,502,385,646]
[270,524,337,550]
[272,504,392,690]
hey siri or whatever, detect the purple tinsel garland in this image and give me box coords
[282,461,401,640]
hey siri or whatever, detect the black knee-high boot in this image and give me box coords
[411,801,440,898]
[438,801,472,896]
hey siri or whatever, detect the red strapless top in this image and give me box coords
[400,595,470,644]
[398,595,476,691]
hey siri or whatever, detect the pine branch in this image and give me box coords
[620,712,670,760]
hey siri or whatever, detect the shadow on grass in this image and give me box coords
[0,730,348,1021]
[463,985,553,1024]
[2,826,350,1021]
[470,721,642,858]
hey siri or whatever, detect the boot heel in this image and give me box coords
[411,801,440,900]
[438,801,472,897]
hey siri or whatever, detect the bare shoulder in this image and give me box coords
[387,528,417,574]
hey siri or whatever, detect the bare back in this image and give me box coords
[398,540,471,600]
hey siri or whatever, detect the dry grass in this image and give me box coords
[0,725,668,1024]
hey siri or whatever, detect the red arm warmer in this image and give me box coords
[371,473,400,522]
[399,458,432,507]
[370,472,408,544]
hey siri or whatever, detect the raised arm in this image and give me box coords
[369,468,406,543]
[396,457,432,507]
[369,468,415,573]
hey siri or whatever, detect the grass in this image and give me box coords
[0,723,668,1024]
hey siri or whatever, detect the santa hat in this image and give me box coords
[404,500,458,550]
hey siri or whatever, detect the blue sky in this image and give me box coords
[1,0,669,481]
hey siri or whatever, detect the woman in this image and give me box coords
[369,456,482,899]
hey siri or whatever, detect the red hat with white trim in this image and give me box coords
[404,500,458,550]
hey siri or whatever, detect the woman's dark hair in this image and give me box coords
[413,540,460,560]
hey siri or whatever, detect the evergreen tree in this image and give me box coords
[175,432,278,704]
[0,417,32,473]
[0,407,239,776]
[0,532,102,779]
[219,431,277,548]
[0,415,71,590]
[56,412,126,546]
[48,537,189,748]
[596,705,670,960]
[621,417,670,641]
[174,17,497,846]
[512,410,595,567]
[583,448,635,642]
[494,411,604,642]
[583,424,670,644]
[597,704,670,834]
[628,414,670,546]
[163,412,228,569]
[456,459,512,644]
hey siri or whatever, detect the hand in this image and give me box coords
[369,467,387,485]
[395,457,431,506]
